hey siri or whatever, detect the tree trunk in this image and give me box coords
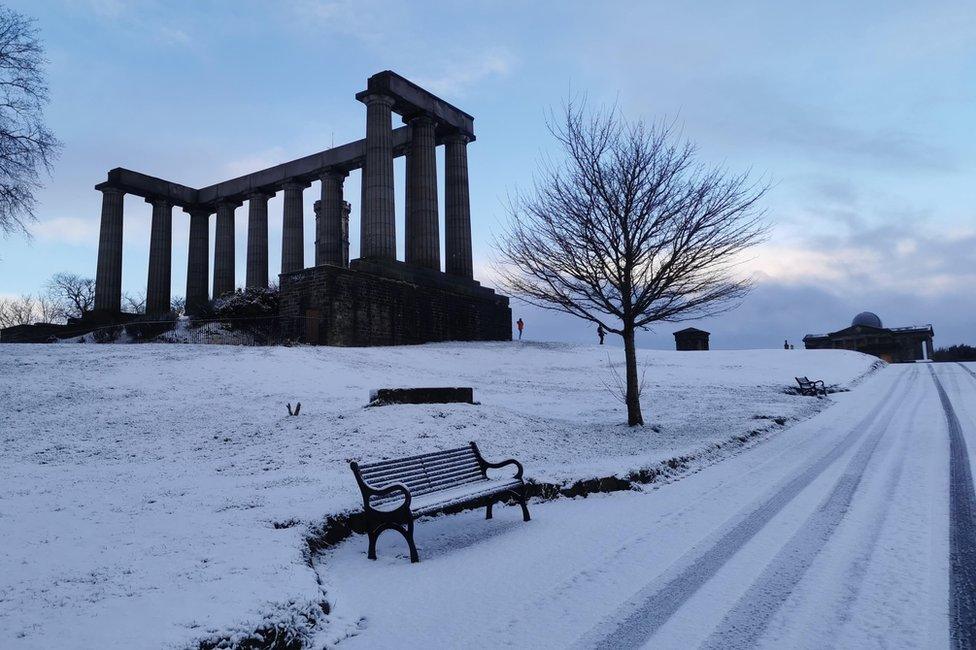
[623,325,644,426]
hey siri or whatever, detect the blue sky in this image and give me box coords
[1,0,973,349]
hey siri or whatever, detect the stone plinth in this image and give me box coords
[278,259,511,346]
[369,387,474,405]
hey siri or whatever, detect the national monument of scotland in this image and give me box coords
[88,71,511,346]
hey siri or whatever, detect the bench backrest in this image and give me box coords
[354,445,486,507]
[796,376,811,385]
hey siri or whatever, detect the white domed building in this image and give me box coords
[803,312,934,363]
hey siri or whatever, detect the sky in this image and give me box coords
[0,0,973,349]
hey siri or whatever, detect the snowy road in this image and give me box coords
[320,362,976,648]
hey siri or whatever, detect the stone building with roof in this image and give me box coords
[803,312,934,363]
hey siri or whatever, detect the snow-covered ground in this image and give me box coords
[0,342,878,648]
[321,362,976,648]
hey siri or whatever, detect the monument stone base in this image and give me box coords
[278,259,512,346]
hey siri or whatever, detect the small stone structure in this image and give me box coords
[369,387,474,405]
[674,327,710,351]
[84,70,511,345]
[803,312,934,363]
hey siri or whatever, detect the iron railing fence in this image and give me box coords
[71,316,322,346]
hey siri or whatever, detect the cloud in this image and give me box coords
[156,26,190,47]
[222,147,290,179]
[32,217,98,246]
[412,47,517,98]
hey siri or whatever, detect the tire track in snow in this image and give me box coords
[933,364,976,648]
[580,370,912,650]
[700,368,921,649]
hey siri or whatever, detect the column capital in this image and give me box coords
[443,131,471,145]
[358,92,396,107]
[281,179,311,191]
[246,190,276,201]
[404,113,437,128]
[216,199,243,210]
[144,196,173,208]
[182,205,213,217]
[319,168,348,182]
[95,183,125,196]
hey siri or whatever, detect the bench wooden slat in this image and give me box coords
[362,460,480,488]
[372,470,485,502]
[361,453,480,484]
[359,446,472,471]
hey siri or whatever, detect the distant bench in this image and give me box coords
[350,442,530,563]
[795,376,827,396]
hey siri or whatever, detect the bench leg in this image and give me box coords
[367,528,379,560]
[367,522,419,562]
[486,497,494,520]
[516,486,531,522]
[401,521,420,563]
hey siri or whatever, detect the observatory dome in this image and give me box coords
[851,311,883,328]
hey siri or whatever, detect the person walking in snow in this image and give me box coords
[516,318,524,340]
[784,339,789,350]
[598,325,605,345]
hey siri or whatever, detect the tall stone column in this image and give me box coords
[359,93,396,260]
[213,200,239,299]
[246,192,272,288]
[341,201,351,267]
[94,187,125,312]
[406,115,440,270]
[185,207,211,315]
[316,170,347,267]
[281,180,308,274]
[146,197,173,315]
[444,133,473,279]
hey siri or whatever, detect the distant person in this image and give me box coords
[598,325,605,345]
[784,339,789,350]
[790,344,795,350]
[516,318,524,340]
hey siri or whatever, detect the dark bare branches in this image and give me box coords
[495,98,768,425]
[0,7,60,237]
[45,272,95,320]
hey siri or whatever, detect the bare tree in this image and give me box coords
[0,293,38,327]
[0,7,60,237]
[122,291,145,314]
[45,272,95,320]
[170,296,185,316]
[496,101,768,426]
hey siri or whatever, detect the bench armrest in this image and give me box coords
[366,482,412,511]
[481,458,524,480]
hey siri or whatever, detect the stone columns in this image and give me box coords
[94,187,125,312]
[281,180,308,274]
[246,192,272,288]
[145,197,173,315]
[405,115,440,270]
[316,170,347,267]
[185,207,211,315]
[360,93,396,260]
[213,200,239,299]
[444,133,473,279]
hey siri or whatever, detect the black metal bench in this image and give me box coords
[795,376,827,396]
[349,442,530,563]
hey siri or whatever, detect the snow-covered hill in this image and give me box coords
[0,342,879,648]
